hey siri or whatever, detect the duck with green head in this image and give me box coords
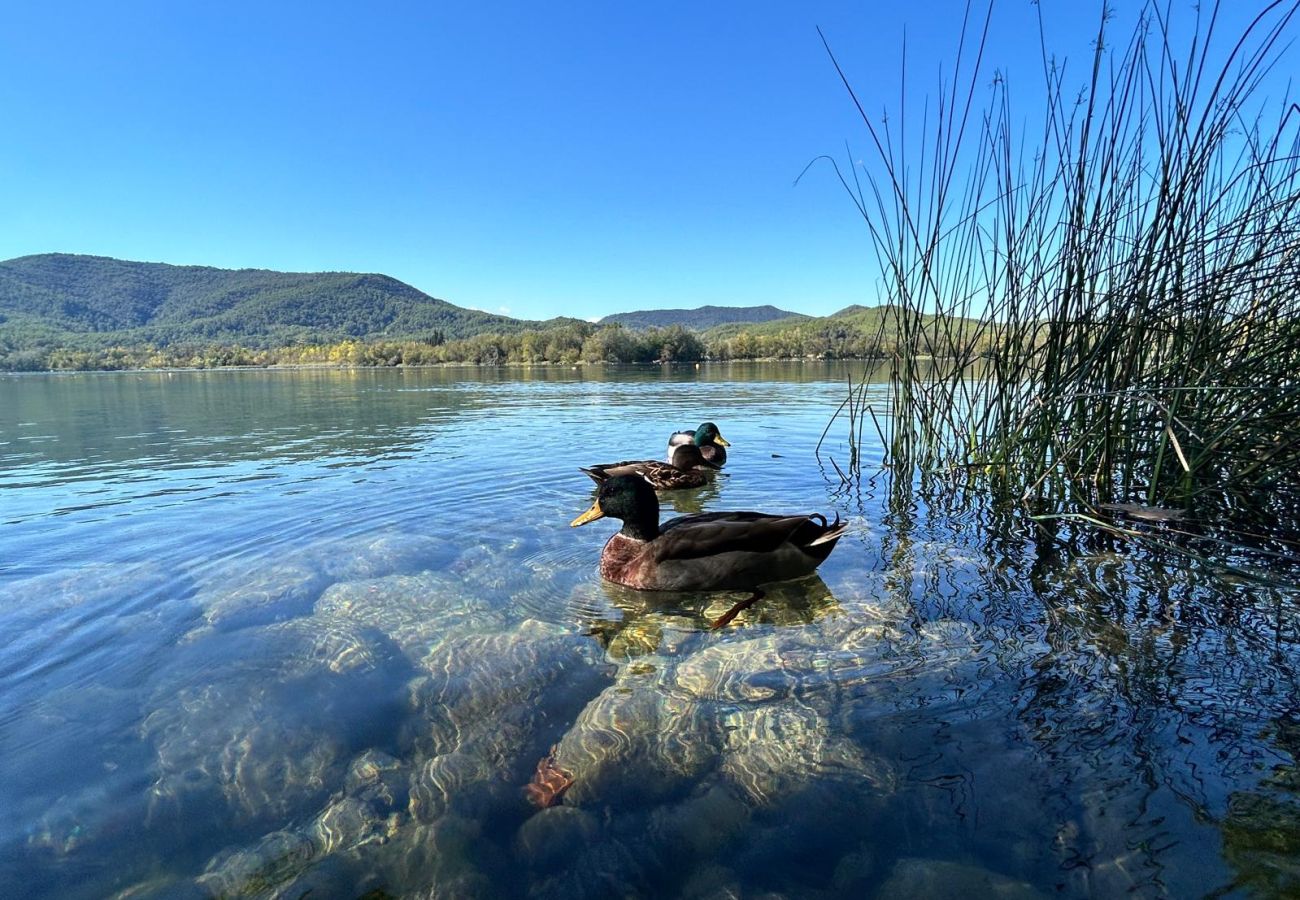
[580,443,720,491]
[666,422,730,466]
[570,474,846,593]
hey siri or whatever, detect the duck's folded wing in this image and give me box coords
[584,459,672,479]
[655,512,826,560]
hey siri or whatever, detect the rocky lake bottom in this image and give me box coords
[3,366,1298,897]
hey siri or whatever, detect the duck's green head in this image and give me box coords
[570,474,660,538]
[695,422,730,447]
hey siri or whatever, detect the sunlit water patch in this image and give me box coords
[2,364,1299,898]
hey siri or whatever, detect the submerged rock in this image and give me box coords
[553,681,722,807]
[0,563,194,679]
[315,571,505,661]
[405,620,610,761]
[0,562,178,632]
[310,749,409,855]
[527,833,651,900]
[186,531,455,640]
[644,783,753,862]
[155,613,608,896]
[196,829,317,898]
[603,614,671,661]
[360,814,501,899]
[397,620,613,845]
[673,633,801,704]
[719,703,894,808]
[142,619,410,840]
[514,806,602,873]
[189,747,409,898]
[450,538,537,598]
[875,857,1046,900]
[309,532,457,582]
[187,558,330,636]
[407,751,505,824]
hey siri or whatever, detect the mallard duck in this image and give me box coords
[666,422,730,466]
[580,443,720,491]
[570,474,847,592]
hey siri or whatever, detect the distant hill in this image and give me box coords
[0,253,954,370]
[0,253,572,350]
[599,304,805,331]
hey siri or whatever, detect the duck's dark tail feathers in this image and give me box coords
[807,513,847,547]
[579,466,607,484]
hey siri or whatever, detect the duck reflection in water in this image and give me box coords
[576,574,842,657]
[657,474,725,516]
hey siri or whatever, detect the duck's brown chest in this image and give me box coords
[599,534,654,589]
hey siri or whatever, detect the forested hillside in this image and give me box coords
[0,253,986,371]
[599,304,804,330]
[0,254,557,352]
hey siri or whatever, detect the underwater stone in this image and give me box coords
[407,751,503,824]
[0,563,192,678]
[345,748,405,795]
[308,532,457,581]
[450,540,535,595]
[149,698,345,825]
[142,619,408,838]
[676,863,743,899]
[8,680,151,819]
[406,621,609,756]
[99,875,207,899]
[308,796,391,856]
[187,532,458,641]
[22,771,152,864]
[831,845,880,896]
[672,634,800,704]
[195,829,317,898]
[603,614,671,662]
[304,752,410,858]
[553,681,722,807]
[0,562,175,630]
[187,559,331,637]
[256,855,366,900]
[315,571,505,661]
[528,834,649,900]
[719,703,895,808]
[645,783,752,862]
[360,816,498,899]
[185,746,410,898]
[514,805,602,873]
[702,577,840,629]
[875,857,1046,900]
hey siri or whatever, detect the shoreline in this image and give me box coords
[1,357,903,376]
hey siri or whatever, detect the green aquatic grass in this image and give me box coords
[819,0,1300,556]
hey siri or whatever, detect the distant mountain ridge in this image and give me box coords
[0,254,874,371]
[599,304,805,330]
[0,253,560,349]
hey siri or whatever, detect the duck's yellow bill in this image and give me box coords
[715,434,731,447]
[570,501,606,527]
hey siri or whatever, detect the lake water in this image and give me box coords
[2,364,1299,898]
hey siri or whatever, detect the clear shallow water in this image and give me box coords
[2,364,1299,898]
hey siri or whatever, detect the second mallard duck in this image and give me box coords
[570,474,847,592]
[581,443,720,491]
[666,422,730,466]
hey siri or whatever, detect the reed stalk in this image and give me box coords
[819,0,1300,553]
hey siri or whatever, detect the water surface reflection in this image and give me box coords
[1,366,1298,897]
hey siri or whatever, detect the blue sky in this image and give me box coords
[0,2,1288,321]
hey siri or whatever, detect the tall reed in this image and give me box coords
[819,0,1300,544]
